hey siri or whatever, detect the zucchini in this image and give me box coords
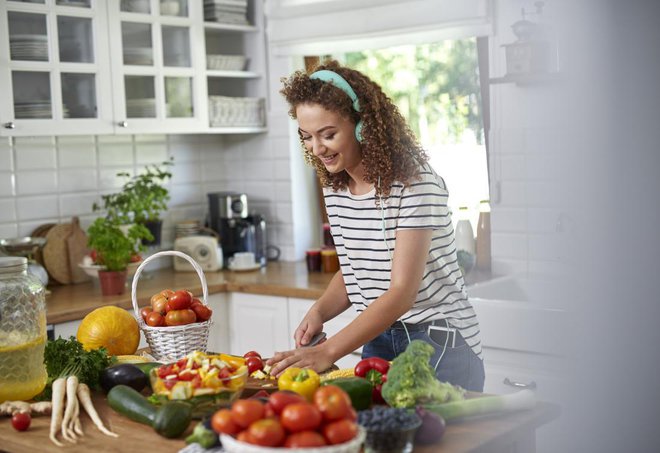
[321,377,373,410]
[107,385,193,438]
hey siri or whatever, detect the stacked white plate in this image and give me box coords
[14,102,52,119]
[10,34,48,61]
[204,0,248,24]
[175,220,202,238]
[123,47,152,65]
[57,0,90,7]
[126,98,155,117]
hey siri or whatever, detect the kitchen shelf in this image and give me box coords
[489,72,561,86]
[206,70,260,79]
[204,22,258,33]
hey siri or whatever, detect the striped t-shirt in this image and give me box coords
[323,163,482,359]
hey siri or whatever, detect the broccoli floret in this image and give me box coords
[381,340,465,408]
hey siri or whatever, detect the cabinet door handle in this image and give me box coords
[503,378,537,390]
[118,120,128,128]
[4,122,16,129]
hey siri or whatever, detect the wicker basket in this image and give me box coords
[208,95,265,127]
[131,250,212,362]
[207,54,248,71]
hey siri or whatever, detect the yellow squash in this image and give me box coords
[77,306,139,355]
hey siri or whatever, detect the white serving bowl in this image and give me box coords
[220,427,365,453]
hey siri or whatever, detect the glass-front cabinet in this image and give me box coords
[108,0,206,134]
[0,0,114,135]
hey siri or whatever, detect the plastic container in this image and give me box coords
[321,248,340,273]
[363,419,422,453]
[0,257,47,403]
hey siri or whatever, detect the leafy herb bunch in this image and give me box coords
[87,217,151,271]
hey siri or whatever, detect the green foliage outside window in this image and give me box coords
[345,39,483,145]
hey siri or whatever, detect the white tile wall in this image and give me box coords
[0,134,297,260]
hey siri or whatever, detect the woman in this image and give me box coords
[267,60,484,392]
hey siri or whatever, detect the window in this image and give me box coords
[338,38,489,225]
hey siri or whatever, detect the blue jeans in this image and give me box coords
[362,326,485,392]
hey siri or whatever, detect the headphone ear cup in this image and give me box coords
[355,120,364,142]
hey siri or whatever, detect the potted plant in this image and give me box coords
[94,159,173,246]
[87,217,152,296]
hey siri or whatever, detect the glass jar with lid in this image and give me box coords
[0,257,47,403]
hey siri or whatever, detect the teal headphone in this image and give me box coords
[310,70,364,142]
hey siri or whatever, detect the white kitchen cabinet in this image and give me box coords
[0,0,268,136]
[0,0,115,136]
[206,292,230,353]
[287,297,362,369]
[228,293,290,357]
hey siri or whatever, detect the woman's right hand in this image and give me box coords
[294,309,324,348]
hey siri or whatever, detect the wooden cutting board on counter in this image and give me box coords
[67,216,90,284]
[43,222,73,285]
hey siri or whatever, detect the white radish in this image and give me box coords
[61,375,79,443]
[77,383,118,437]
[49,377,67,447]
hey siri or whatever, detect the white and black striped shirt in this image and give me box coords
[324,163,482,359]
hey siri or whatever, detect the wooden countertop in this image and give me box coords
[0,392,560,453]
[45,261,333,324]
[45,261,495,325]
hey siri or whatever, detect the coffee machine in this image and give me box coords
[207,192,270,267]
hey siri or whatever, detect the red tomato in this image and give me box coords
[190,298,202,308]
[313,385,352,422]
[146,312,164,327]
[246,356,264,374]
[163,379,178,390]
[168,289,193,310]
[139,306,152,322]
[178,369,197,381]
[11,412,31,431]
[130,253,141,263]
[237,430,256,444]
[191,303,212,322]
[165,309,196,326]
[231,399,265,429]
[346,407,357,422]
[157,364,175,378]
[243,351,262,359]
[323,419,358,445]
[284,431,327,448]
[247,419,285,447]
[280,402,322,433]
[151,297,168,315]
[267,390,306,415]
[211,409,239,435]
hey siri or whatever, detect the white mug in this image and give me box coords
[228,252,256,269]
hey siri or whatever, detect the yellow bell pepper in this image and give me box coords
[277,367,320,402]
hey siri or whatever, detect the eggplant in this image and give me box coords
[100,364,148,393]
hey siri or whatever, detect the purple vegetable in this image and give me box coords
[414,406,446,445]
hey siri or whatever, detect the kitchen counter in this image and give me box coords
[45,261,494,325]
[0,392,560,453]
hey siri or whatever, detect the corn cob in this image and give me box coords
[321,368,355,381]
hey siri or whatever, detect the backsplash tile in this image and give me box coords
[60,193,98,217]
[15,169,57,195]
[0,199,17,223]
[0,172,14,196]
[58,168,97,192]
[98,136,133,166]
[0,139,13,171]
[14,137,56,170]
[57,136,97,168]
[136,135,168,164]
[16,195,58,221]
[99,167,132,190]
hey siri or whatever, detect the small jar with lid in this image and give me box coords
[0,257,47,403]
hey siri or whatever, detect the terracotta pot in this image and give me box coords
[98,269,128,296]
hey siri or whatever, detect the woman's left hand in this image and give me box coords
[266,344,334,378]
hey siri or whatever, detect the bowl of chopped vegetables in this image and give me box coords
[149,351,248,418]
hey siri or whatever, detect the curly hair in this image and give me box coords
[280,59,428,200]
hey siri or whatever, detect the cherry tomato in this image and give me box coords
[190,298,202,308]
[267,390,306,415]
[237,430,256,444]
[168,289,193,310]
[11,412,31,431]
[157,363,175,378]
[323,419,358,445]
[146,311,164,327]
[243,351,262,359]
[246,356,264,374]
[231,399,265,429]
[247,419,285,447]
[151,297,168,315]
[150,289,172,306]
[280,402,322,433]
[165,308,196,326]
[130,253,141,263]
[313,385,352,422]
[211,408,239,435]
[191,303,212,322]
[139,306,152,322]
[284,431,327,448]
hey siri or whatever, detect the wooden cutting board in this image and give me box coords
[43,223,73,285]
[67,216,90,284]
[30,223,56,267]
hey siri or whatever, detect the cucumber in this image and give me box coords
[107,385,193,438]
[322,377,373,410]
